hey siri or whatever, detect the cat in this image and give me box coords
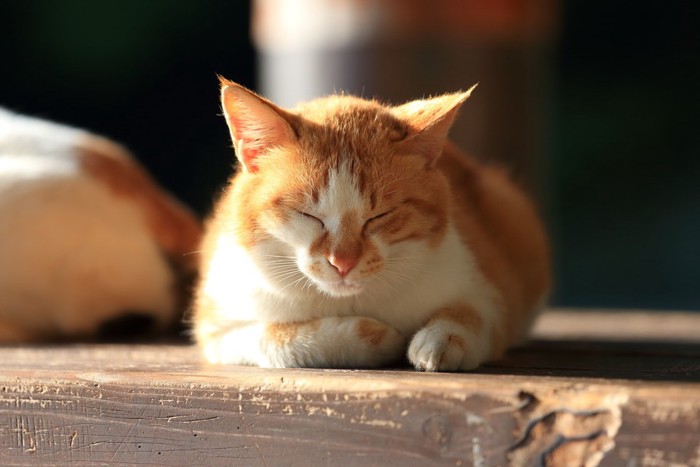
[193,78,550,371]
[0,108,201,342]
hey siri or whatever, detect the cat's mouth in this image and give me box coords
[320,279,364,297]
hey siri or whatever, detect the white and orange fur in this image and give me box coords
[193,79,550,371]
[0,108,201,342]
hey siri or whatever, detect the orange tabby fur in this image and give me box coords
[77,138,201,271]
[193,79,550,371]
[437,141,551,354]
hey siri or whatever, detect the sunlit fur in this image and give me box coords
[0,108,201,342]
[193,80,550,371]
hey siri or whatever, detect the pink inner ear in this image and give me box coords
[228,113,273,173]
[223,95,295,174]
[238,146,261,172]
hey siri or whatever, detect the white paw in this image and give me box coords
[408,326,478,372]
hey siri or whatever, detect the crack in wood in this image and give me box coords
[539,429,609,467]
[507,389,627,467]
[509,407,612,452]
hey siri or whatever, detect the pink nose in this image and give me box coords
[328,254,358,278]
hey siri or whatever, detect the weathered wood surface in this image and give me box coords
[1,309,699,466]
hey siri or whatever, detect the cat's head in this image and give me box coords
[219,78,474,298]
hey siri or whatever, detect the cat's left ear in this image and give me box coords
[393,84,477,165]
[219,78,297,173]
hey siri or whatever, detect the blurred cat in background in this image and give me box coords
[0,108,201,342]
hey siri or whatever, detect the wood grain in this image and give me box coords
[1,310,699,466]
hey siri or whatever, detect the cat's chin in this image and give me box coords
[316,279,364,297]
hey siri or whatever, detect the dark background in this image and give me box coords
[1,1,255,215]
[1,1,698,311]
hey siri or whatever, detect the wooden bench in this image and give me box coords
[2,309,699,466]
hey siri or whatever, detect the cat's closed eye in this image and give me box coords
[364,209,395,230]
[296,210,325,229]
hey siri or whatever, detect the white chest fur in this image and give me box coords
[207,223,502,340]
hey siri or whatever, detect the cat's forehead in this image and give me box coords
[313,161,366,229]
[292,95,406,137]
[292,94,381,118]
[281,95,415,209]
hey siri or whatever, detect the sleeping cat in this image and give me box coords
[193,78,550,371]
[0,108,201,342]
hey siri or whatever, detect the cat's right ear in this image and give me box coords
[219,78,296,173]
[392,85,477,166]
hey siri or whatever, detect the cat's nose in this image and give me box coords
[328,253,358,278]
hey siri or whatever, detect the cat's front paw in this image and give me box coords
[408,326,479,372]
[262,317,405,369]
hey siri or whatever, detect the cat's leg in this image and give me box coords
[408,303,489,372]
[263,317,405,368]
[201,317,405,369]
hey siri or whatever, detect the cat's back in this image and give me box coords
[0,107,135,201]
[0,108,140,228]
[0,107,199,251]
[0,107,106,170]
[438,142,551,344]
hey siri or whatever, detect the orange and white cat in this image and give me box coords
[0,108,201,342]
[193,79,550,371]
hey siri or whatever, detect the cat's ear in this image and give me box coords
[393,84,477,165]
[219,78,296,173]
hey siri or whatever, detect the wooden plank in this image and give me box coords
[0,310,699,466]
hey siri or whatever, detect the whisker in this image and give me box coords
[264,264,299,271]
[267,272,302,282]
[182,250,206,256]
[261,254,298,260]
[276,270,315,294]
[371,275,401,300]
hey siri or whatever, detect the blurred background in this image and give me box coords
[1,1,698,311]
